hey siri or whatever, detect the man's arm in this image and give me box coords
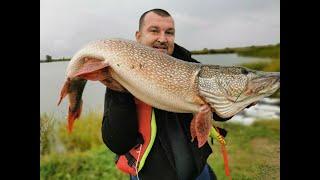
[101,88,139,155]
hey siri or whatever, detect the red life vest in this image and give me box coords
[115,98,156,175]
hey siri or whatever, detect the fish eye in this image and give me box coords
[241,68,249,75]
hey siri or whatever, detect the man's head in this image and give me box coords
[135,9,175,55]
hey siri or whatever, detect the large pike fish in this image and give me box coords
[58,38,280,148]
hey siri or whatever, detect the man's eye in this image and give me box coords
[150,29,158,33]
[166,31,174,35]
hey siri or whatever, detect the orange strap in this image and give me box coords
[116,98,153,175]
[215,127,232,180]
[221,143,232,180]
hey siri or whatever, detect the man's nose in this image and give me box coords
[158,32,168,43]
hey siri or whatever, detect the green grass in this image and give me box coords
[41,146,127,180]
[209,120,280,180]
[57,111,104,152]
[40,113,58,155]
[237,45,280,59]
[241,58,280,72]
[40,113,280,180]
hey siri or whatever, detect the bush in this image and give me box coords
[40,113,56,155]
[40,146,127,180]
[58,111,104,152]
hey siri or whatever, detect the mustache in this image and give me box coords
[153,41,168,48]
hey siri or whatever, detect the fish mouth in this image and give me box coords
[199,82,278,119]
[251,72,280,95]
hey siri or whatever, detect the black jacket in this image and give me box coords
[101,44,228,180]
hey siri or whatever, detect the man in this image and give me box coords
[101,9,230,180]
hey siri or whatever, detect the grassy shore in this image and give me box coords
[209,120,280,179]
[40,59,71,63]
[191,44,280,59]
[240,58,279,72]
[40,112,279,180]
[237,44,279,59]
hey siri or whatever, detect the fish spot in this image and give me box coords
[130,65,135,69]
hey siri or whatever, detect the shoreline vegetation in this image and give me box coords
[40,55,70,63]
[40,112,279,179]
[191,43,280,59]
[40,43,280,63]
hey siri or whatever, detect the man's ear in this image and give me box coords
[135,31,141,41]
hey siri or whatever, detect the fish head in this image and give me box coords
[198,65,280,119]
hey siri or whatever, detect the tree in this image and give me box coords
[202,48,209,54]
[46,55,52,62]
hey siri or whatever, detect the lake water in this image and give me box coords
[40,53,271,120]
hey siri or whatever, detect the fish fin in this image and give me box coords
[191,104,212,148]
[57,78,71,106]
[100,79,127,92]
[67,99,83,133]
[190,115,196,142]
[99,69,127,92]
[73,58,109,81]
[58,79,86,133]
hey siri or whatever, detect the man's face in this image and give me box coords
[135,12,175,55]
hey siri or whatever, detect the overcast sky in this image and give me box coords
[40,0,279,59]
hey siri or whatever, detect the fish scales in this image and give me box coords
[68,39,206,113]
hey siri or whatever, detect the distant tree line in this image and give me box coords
[192,48,235,54]
[40,55,71,63]
[191,43,280,59]
[237,44,280,59]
